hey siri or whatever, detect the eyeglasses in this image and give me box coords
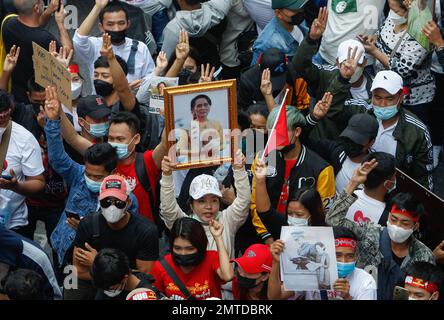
[100,198,127,209]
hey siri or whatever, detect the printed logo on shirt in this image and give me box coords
[332,0,358,14]
[166,281,211,299]
[353,210,371,224]
[116,173,137,191]
[298,177,316,189]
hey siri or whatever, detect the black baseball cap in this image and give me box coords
[259,48,288,91]
[77,95,111,120]
[340,114,379,145]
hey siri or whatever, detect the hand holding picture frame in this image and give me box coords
[163,80,239,170]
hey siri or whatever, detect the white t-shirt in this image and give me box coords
[0,122,44,229]
[242,0,274,34]
[295,267,377,300]
[320,0,385,64]
[346,189,386,223]
[73,31,155,86]
[349,77,369,100]
[290,26,304,44]
[335,157,360,195]
[372,119,398,157]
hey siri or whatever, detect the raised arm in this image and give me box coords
[0,45,20,91]
[100,33,136,111]
[38,0,58,27]
[55,3,73,53]
[210,220,234,282]
[254,158,271,213]
[268,240,295,300]
[165,30,190,78]
[260,68,277,111]
[78,0,109,37]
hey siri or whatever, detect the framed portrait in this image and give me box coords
[407,0,435,50]
[163,80,238,170]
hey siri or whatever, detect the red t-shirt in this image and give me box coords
[276,159,297,214]
[150,251,223,300]
[116,150,160,221]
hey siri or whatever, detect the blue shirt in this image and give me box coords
[45,119,139,267]
[251,16,307,65]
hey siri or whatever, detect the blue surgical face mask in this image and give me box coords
[337,261,356,278]
[89,122,109,138]
[109,137,135,160]
[373,104,399,120]
[84,175,102,193]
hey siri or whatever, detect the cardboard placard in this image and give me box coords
[32,42,72,108]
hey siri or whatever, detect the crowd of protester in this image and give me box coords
[0,0,444,301]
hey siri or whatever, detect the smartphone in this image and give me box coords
[393,286,410,300]
[1,174,12,180]
[66,210,80,220]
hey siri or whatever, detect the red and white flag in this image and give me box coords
[262,90,289,161]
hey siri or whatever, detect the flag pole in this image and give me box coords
[260,89,289,163]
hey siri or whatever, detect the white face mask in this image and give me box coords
[287,216,309,226]
[349,66,364,84]
[101,205,126,223]
[71,81,83,100]
[387,221,414,243]
[388,9,407,25]
[104,279,127,297]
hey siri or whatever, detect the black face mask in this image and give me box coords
[236,271,259,289]
[289,12,305,26]
[31,103,42,115]
[339,137,365,158]
[94,80,114,97]
[178,68,200,85]
[105,30,126,44]
[172,252,202,267]
[280,133,297,154]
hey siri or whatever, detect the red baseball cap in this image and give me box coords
[126,288,158,300]
[233,244,272,274]
[99,175,129,202]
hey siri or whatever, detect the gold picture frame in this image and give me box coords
[163,79,238,170]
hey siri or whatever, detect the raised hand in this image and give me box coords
[339,46,364,80]
[199,63,216,83]
[176,29,190,61]
[232,149,246,170]
[3,45,20,73]
[309,7,328,41]
[209,219,224,239]
[270,240,285,262]
[260,68,273,97]
[96,0,110,9]
[351,158,378,186]
[54,1,66,26]
[422,21,444,47]
[47,0,59,14]
[312,92,333,120]
[357,34,377,55]
[156,51,168,71]
[50,44,74,68]
[254,158,268,181]
[161,156,174,176]
[44,86,62,120]
[100,33,115,60]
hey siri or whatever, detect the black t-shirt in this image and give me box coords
[2,17,60,103]
[74,211,159,269]
[392,254,406,267]
[11,102,41,140]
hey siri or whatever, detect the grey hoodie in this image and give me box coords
[161,0,232,59]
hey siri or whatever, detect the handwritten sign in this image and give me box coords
[32,42,72,108]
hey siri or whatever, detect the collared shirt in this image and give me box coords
[373,119,398,157]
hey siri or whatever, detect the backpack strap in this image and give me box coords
[127,39,139,75]
[92,211,101,239]
[160,257,196,300]
[135,152,155,214]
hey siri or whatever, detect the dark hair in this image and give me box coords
[91,248,130,289]
[2,269,44,300]
[94,55,129,76]
[110,111,140,135]
[170,217,208,265]
[286,187,325,226]
[190,94,212,111]
[84,143,118,173]
[184,0,202,5]
[237,110,251,132]
[99,1,129,24]
[333,226,357,241]
[166,46,204,72]
[27,76,45,93]
[390,192,425,219]
[0,90,13,110]
[405,261,443,289]
[394,0,408,11]
[247,102,269,119]
[362,152,396,189]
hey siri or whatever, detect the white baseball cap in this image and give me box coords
[189,174,222,200]
[337,39,365,64]
[370,70,403,95]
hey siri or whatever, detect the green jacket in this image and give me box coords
[326,191,435,271]
[292,36,373,140]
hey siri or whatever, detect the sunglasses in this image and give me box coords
[100,198,127,209]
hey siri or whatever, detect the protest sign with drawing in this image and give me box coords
[148,76,178,114]
[280,226,338,291]
[32,42,72,108]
